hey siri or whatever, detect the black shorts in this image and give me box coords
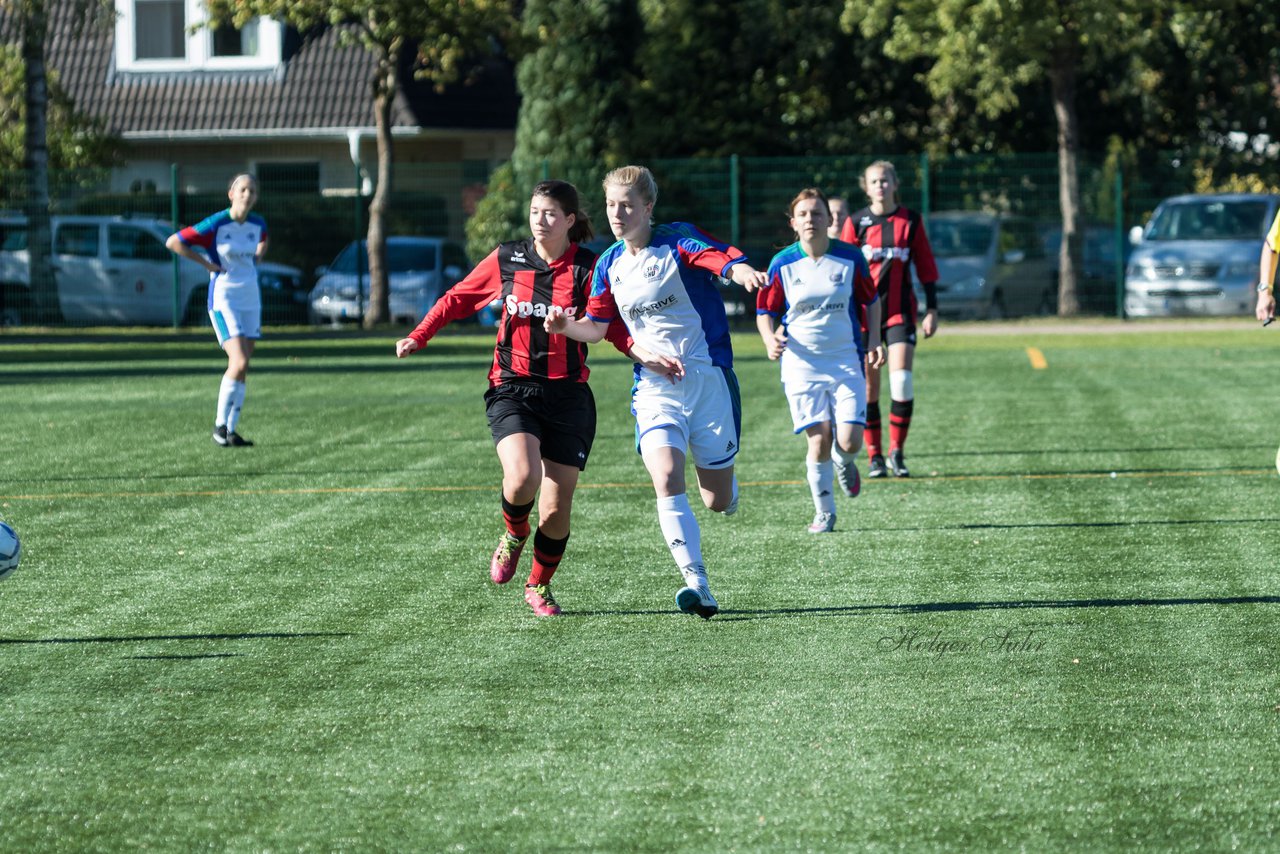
[884,323,917,347]
[484,380,597,470]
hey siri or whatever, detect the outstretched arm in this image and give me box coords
[728,262,767,293]
[544,306,609,343]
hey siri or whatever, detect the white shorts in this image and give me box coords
[783,373,867,434]
[209,306,261,348]
[632,362,741,469]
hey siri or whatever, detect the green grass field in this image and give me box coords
[2,321,1279,851]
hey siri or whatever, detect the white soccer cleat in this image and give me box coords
[677,565,719,619]
[807,511,836,534]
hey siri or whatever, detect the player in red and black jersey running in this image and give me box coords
[396,180,628,617]
[840,160,940,478]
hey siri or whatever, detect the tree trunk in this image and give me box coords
[362,53,397,329]
[21,0,62,324]
[1050,48,1082,317]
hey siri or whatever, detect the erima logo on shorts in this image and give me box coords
[623,293,678,320]
[504,294,577,319]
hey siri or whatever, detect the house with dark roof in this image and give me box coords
[6,1,518,239]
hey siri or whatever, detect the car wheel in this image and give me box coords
[986,293,1007,320]
[1037,287,1058,316]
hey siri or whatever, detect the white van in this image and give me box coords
[1124,193,1280,317]
[0,214,306,326]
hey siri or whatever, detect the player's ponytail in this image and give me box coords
[532,180,594,244]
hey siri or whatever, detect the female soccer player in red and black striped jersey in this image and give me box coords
[395,180,625,617]
[840,161,940,478]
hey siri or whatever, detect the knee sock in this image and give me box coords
[656,493,703,572]
[226,380,247,433]
[527,528,569,586]
[501,495,534,540]
[864,401,883,458]
[215,376,237,428]
[807,460,836,516]
[889,399,914,452]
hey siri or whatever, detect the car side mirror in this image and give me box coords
[1128,225,1144,246]
[314,265,328,277]
[1001,249,1026,264]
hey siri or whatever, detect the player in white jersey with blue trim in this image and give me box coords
[166,174,268,448]
[758,188,885,533]
[546,165,765,619]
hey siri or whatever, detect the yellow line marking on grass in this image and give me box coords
[1026,347,1048,369]
[2,469,1274,501]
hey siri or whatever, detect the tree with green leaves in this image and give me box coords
[840,0,1157,315]
[2,0,116,323]
[467,0,639,262]
[207,0,516,327]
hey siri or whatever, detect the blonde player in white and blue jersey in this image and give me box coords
[166,174,267,447]
[545,165,766,619]
[758,188,885,533]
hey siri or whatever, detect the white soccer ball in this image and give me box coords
[0,521,20,580]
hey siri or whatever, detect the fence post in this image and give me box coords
[920,151,931,223]
[171,163,180,330]
[1114,168,1125,319]
[730,154,740,248]
[355,158,365,322]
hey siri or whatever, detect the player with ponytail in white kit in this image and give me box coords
[546,165,766,619]
[758,188,884,533]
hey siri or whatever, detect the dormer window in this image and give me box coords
[115,0,282,72]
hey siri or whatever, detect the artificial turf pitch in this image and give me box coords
[1,322,1278,851]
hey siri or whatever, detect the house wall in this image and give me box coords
[112,130,515,242]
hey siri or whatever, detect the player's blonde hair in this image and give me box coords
[227,173,257,191]
[603,165,659,207]
[860,160,900,205]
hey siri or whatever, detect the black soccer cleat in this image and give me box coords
[226,431,255,447]
[888,449,910,478]
[867,454,888,479]
[212,424,230,447]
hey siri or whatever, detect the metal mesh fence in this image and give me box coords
[0,152,1230,329]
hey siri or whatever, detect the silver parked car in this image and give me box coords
[928,212,1055,319]
[308,236,468,325]
[1124,193,1280,317]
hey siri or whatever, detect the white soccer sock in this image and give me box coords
[215,375,237,428]
[807,460,836,515]
[226,380,247,432]
[656,493,703,574]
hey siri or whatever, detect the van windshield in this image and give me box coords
[1145,200,1270,241]
[928,219,994,258]
[328,241,437,273]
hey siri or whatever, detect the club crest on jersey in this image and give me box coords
[643,262,661,279]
